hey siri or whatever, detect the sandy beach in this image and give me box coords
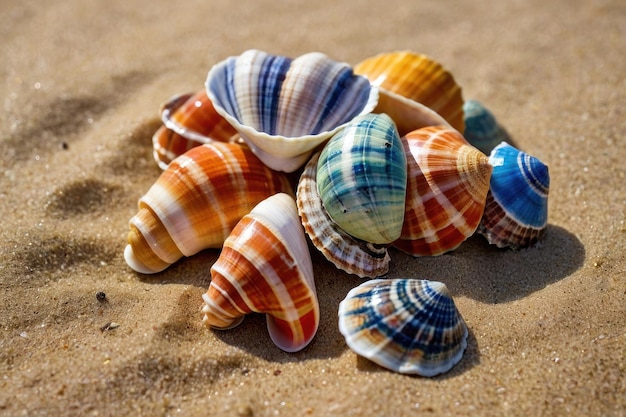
[1,0,624,415]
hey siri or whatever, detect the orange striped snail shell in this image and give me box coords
[152,90,238,169]
[125,142,293,274]
[202,193,319,352]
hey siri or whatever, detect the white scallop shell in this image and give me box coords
[206,49,379,172]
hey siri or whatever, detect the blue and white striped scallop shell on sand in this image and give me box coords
[478,141,550,249]
[206,49,379,172]
[338,279,468,376]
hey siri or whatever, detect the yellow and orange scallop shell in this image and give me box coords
[354,51,465,133]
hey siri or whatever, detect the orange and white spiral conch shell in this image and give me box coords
[393,126,492,256]
[202,193,319,352]
[124,142,293,274]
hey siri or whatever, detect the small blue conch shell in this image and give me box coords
[316,113,407,245]
[478,141,550,249]
[463,100,509,154]
[338,279,468,376]
[206,49,378,172]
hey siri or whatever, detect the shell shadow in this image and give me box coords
[97,117,163,179]
[473,122,518,156]
[128,223,583,368]
[388,224,585,304]
[157,283,324,363]
[354,325,480,379]
[98,289,252,406]
[132,241,358,361]
[0,95,110,165]
[496,124,519,153]
[210,313,349,363]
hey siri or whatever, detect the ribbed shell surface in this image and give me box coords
[478,142,550,249]
[296,152,391,278]
[316,113,407,245]
[394,126,492,256]
[125,142,292,274]
[162,90,237,143]
[153,125,201,171]
[338,279,468,376]
[153,91,238,169]
[206,49,378,172]
[202,193,319,353]
[354,51,465,132]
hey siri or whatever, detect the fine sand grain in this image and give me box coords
[1,0,624,416]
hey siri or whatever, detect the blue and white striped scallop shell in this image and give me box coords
[478,141,550,249]
[338,279,468,376]
[206,49,379,172]
[316,113,407,245]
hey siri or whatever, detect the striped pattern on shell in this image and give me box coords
[393,126,492,256]
[462,100,508,155]
[478,142,550,249]
[202,193,319,353]
[124,142,293,274]
[354,51,465,132]
[152,90,237,169]
[206,49,378,172]
[316,113,407,245]
[338,279,468,376]
[296,151,391,279]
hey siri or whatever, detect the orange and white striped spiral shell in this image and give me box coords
[202,193,319,352]
[125,142,293,274]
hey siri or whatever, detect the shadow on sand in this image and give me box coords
[387,224,585,304]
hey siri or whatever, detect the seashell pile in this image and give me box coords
[125,49,550,375]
